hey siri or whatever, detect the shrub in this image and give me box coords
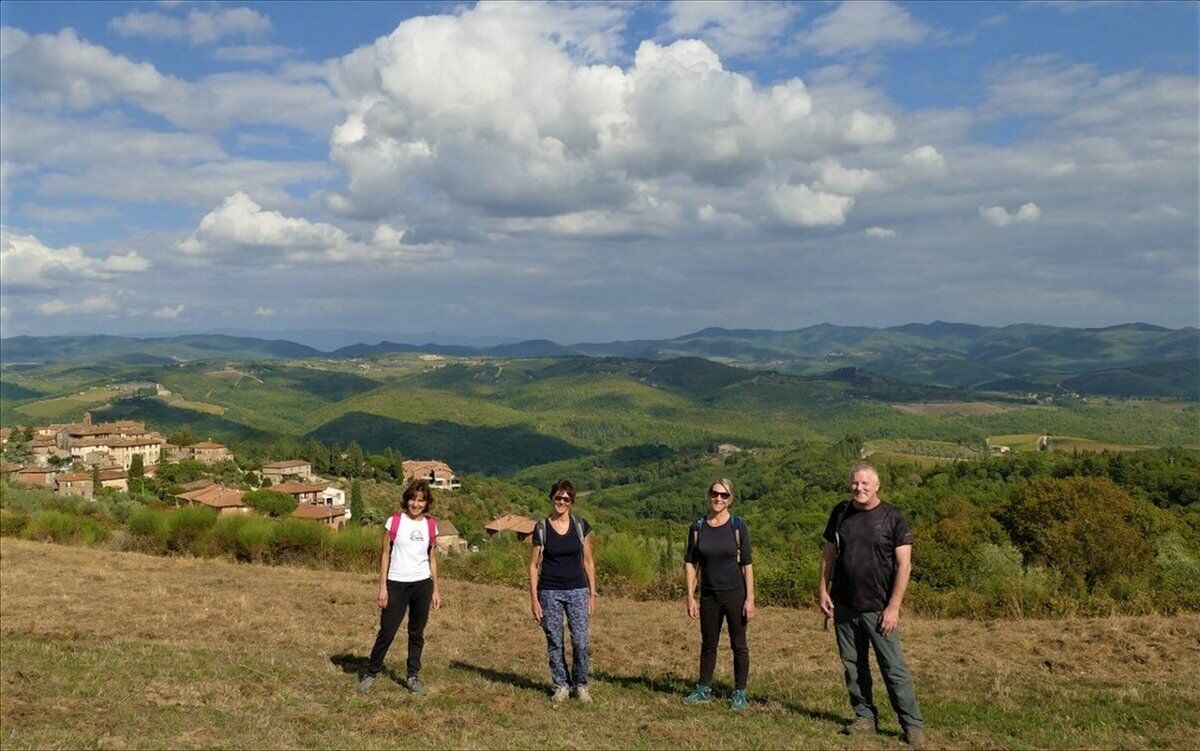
[594,532,657,591]
[243,489,298,517]
[127,508,172,552]
[20,510,110,546]
[1002,476,1153,591]
[234,516,275,562]
[271,517,330,563]
[0,510,30,537]
[329,524,380,572]
[165,506,218,554]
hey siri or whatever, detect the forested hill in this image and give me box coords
[3,322,1197,398]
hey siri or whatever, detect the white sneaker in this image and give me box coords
[551,686,570,703]
[574,686,592,703]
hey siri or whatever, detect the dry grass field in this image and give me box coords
[2,539,1198,750]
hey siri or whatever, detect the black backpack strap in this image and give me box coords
[732,516,745,565]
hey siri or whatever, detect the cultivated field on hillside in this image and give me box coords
[2,540,1197,749]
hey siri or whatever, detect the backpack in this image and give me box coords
[389,513,438,553]
[831,502,852,560]
[689,515,748,569]
[534,515,586,575]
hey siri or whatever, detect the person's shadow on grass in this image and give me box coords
[448,660,547,693]
[330,653,405,687]
[449,659,859,731]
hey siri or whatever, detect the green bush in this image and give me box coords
[20,510,110,546]
[1003,476,1153,592]
[127,508,172,552]
[594,532,658,591]
[443,534,528,587]
[271,517,330,563]
[0,511,30,537]
[234,516,275,562]
[1155,532,1200,611]
[165,506,218,554]
[243,489,298,517]
[329,525,380,572]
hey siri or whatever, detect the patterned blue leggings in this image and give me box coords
[539,587,591,687]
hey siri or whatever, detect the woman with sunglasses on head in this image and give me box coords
[529,479,597,703]
[684,477,755,710]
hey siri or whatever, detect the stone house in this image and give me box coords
[272,481,326,505]
[261,459,315,484]
[186,441,233,464]
[402,459,461,490]
[435,518,468,555]
[292,503,347,530]
[55,472,94,499]
[484,514,538,542]
[177,484,248,516]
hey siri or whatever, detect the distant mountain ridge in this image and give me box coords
[3,322,1197,398]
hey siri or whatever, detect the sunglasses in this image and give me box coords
[709,490,731,500]
[553,495,574,503]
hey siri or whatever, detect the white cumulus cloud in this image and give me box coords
[110,7,272,46]
[865,227,896,238]
[799,1,930,57]
[770,183,854,227]
[179,192,430,263]
[153,304,186,319]
[0,229,151,290]
[662,1,802,59]
[980,202,1042,227]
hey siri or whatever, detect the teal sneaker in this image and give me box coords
[730,689,748,710]
[684,684,712,704]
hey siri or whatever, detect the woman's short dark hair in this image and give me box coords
[548,479,576,502]
[402,479,434,513]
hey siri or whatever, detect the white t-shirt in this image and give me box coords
[384,514,433,583]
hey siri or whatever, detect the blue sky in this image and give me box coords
[1,1,1197,344]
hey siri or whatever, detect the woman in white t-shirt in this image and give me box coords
[357,479,442,695]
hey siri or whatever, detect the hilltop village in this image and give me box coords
[0,415,468,544]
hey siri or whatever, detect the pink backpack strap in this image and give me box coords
[388,513,402,542]
[426,516,438,551]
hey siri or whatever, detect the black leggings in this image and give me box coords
[368,578,433,678]
[699,586,749,690]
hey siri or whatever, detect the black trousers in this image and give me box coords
[698,586,749,690]
[367,578,433,678]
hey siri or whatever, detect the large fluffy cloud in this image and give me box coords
[179,192,431,263]
[0,229,150,291]
[322,3,918,241]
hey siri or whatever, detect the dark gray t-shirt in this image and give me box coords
[822,500,914,613]
[685,518,752,593]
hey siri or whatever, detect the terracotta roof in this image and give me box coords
[178,484,245,508]
[0,460,20,473]
[71,434,163,448]
[57,472,92,482]
[273,481,327,494]
[187,441,228,450]
[262,460,310,469]
[292,503,346,520]
[98,469,128,481]
[178,478,214,492]
[435,518,460,537]
[17,467,54,476]
[402,459,455,480]
[484,514,537,535]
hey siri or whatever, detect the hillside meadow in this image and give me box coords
[2,539,1199,750]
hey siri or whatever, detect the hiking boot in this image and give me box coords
[904,729,927,750]
[730,689,748,710]
[683,684,712,704]
[405,675,427,696]
[574,685,592,703]
[842,717,878,735]
[356,674,377,694]
[551,685,570,703]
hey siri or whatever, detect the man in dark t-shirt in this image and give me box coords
[818,461,925,749]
